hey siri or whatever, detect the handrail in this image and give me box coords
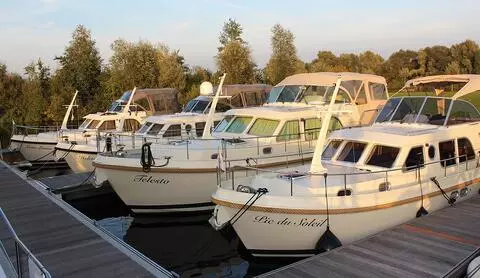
[0,208,52,278]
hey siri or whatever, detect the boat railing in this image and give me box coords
[111,129,322,161]
[0,208,51,278]
[12,124,77,136]
[219,149,480,197]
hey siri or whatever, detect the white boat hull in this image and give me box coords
[56,148,97,173]
[10,135,57,162]
[96,166,217,213]
[212,180,480,257]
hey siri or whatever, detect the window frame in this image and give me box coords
[439,140,457,168]
[336,141,368,163]
[276,120,301,142]
[247,118,280,137]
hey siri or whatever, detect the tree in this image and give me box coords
[265,24,305,85]
[22,59,51,123]
[157,47,186,90]
[218,18,244,51]
[450,40,479,73]
[359,51,384,74]
[445,61,461,74]
[54,25,102,108]
[216,19,256,84]
[310,51,338,72]
[379,49,419,90]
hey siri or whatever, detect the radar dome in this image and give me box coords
[200,81,214,96]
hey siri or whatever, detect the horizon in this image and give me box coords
[1,0,480,74]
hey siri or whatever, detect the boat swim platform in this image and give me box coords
[261,194,480,278]
[0,160,175,277]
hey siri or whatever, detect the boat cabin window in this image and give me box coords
[439,140,456,167]
[195,122,205,137]
[123,119,141,132]
[305,118,321,140]
[267,86,300,103]
[214,116,233,132]
[458,138,475,163]
[225,117,253,133]
[147,124,164,136]
[337,141,367,163]
[229,94,243,108]
[369,83,388,100]
[277,120,300,141]
[215,102,232,113]
[86,120,100,129]
[354,85,367,105]
[322,140,343,160]
[391,97,425,123]
[375,98,401,123]
[447,100,480,125]
[163,124,181,138]
[248,119,279,136]
[183,99,210,113]
[417,98,451,125]
[297,86,330,104]
[79,119,92,129]
[324,87,352,104]
[404,146,424,170]
[366,145,400,168]
[244,91,265,106]
[138,122,153,134]
[98,120,116,131]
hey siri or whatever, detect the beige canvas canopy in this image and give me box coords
[133,88,181,115]
[404,74,480,99]
[277,72,387,87]
[219,84,272,96]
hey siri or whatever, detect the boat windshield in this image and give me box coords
[79,119,92,129]
[267,85,335,103]
[108,91,131,112]
[214,116,233,132]
[183,99,210,113]
[138,122,153,134]
[225,116,253,133]
[86,120,100,129]
[375,96,480,125]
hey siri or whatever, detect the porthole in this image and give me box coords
[428,145,435,159]
[185,124,192,133]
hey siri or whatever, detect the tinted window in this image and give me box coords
[458,138,475,162]
[439,140,456,167]
[390,97,425,123]
[305,118,321,141]
[376,98,401,123]
[138,122,153,134]
[147,124,164,135]
[404,146,424,170]
[79,119,92,129]
[164,124,181,137]
[366,145,400,168]
[98,120,116,131]
[369,83,388,100]
[417,98,451,125]
[215,102,231,113]
[87,120,100,129]
[337,142,366,163]
[230,94,243,108]
[214,116,233,132]
[447,100,480,125]
[195,122,206,137]
[277,120,300,141]
[322,140,343,160]
[248,119,279,136]
[225,117,253,133]
[123,119,140,132]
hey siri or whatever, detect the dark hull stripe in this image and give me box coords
[129,202,214,210]
[11,139,57,145]
[55,147,99,155]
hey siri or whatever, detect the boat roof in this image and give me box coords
[219,84,272,96]
[330,123,444,146]
[404,74,480,99]
[132,88,178,100]
[223,103,324,120]
[277,72,387,86]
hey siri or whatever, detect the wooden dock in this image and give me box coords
[261,194,480,278]
[0,161,174,277]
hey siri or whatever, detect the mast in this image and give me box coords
[60,90,78,130]
[202,73,227,139]
[310,77,342,174]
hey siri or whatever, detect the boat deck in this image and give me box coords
[261,194,480,278]
[0,161,173,277]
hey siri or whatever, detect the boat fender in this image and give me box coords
[105,136,112,152]
[236,185,257,194]
[315,227,342,253]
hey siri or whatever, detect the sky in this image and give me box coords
[1,0,480,74]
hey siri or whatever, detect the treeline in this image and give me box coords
[1,19,480,144]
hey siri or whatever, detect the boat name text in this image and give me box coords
[133,174,170,184]
[253,215,327,227]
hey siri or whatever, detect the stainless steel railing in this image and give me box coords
[0,208,51,278]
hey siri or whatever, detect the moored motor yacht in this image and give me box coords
[210,74,480,258]
[93,72,390,214]
[55,82,272,173]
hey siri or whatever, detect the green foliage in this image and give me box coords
[265,24,305,84]
[54,25,102,108]
[216,19,256,84]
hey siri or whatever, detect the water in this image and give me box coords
[67,192,295,277]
